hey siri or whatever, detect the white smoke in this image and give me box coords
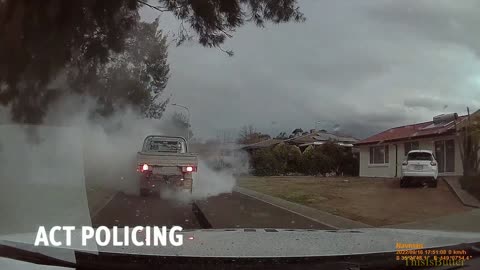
[0,95,238,207]
[193,160,236,198]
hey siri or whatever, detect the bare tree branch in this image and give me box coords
[137,0,168,12]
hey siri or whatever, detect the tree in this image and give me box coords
[67,19,170,119]
[298,142,357,176]
[320,141,358,176]
[171,112,193,139]
[275,132,288,139]
[292,128,304,137]
[250,148,282,176]
[300,147,333,176]
[0,0,304,124]
[238,125,256,143]
[459,109,480,176]
[339,151,359,176]
[319,141,343,174]
[157,112,193,139]
[272,143,301,174]
[237,125,270,144]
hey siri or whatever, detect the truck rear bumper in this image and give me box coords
[138,174,192,193]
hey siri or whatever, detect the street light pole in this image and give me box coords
[171,103,191,140]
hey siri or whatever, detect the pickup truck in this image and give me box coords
[136,135,198,196]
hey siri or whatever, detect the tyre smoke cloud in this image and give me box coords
[0,94,240,235]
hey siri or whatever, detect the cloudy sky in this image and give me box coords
[140,0,480,140]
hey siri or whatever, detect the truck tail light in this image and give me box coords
[137,164,150,172]
[182,166,197,173]
[430,161,437,166]
[402,161,408,166]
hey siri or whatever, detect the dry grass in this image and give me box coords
[238,176,470,226]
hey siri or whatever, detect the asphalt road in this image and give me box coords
[92,191,331,230]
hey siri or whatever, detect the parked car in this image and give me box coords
[400,150,438,188]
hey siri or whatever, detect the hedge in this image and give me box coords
[249,142,359,177]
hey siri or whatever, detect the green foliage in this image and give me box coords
[320,141,359,176]
[237,125,270,144]
[249,141,359,176]
[272,143,302,174]
[319,142,343,174]
[460,115,480,177]
[68,19,170,119]
[0,0,140,123]
[250,149,283,176]
[275,132,288,139]
[160,0,305,47]
[167,112,193,139]
[0,0,304,124]
[339,151,360,176]
[300,147,334,176]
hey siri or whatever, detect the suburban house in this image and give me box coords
[242,139,284,153]
[241,129,359,153]
[285,129,358,152]
[241,130,358,153]
[355,111,479,178]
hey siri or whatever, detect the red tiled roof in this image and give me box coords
[355,115,467,145]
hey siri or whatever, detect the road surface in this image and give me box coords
[92,191,331,229]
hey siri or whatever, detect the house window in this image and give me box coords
[404,141,419,156]
[369,145,389,164]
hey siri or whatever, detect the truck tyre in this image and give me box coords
[140,188,150,197]
[400,178,407,188]
[182,178,193,193]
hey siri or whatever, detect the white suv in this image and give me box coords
[400,150,438,188]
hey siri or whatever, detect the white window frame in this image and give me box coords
[369,145,389,166]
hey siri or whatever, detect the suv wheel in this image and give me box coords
[400,178,407,188]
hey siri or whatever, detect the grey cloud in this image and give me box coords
[367,0,480,55]
[404,97,445,110]
[404,96,474,115]
[140,0,480,139]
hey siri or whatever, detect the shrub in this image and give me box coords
[286,146,302,173]
[272,143,302,174]
[319,142,359,176]
[318,142,342,174]
[248,142,358,176]
[339,151,359,176]
[299,147,334,176]
[250,148,283,176]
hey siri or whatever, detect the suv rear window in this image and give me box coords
[407,152,433,161]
